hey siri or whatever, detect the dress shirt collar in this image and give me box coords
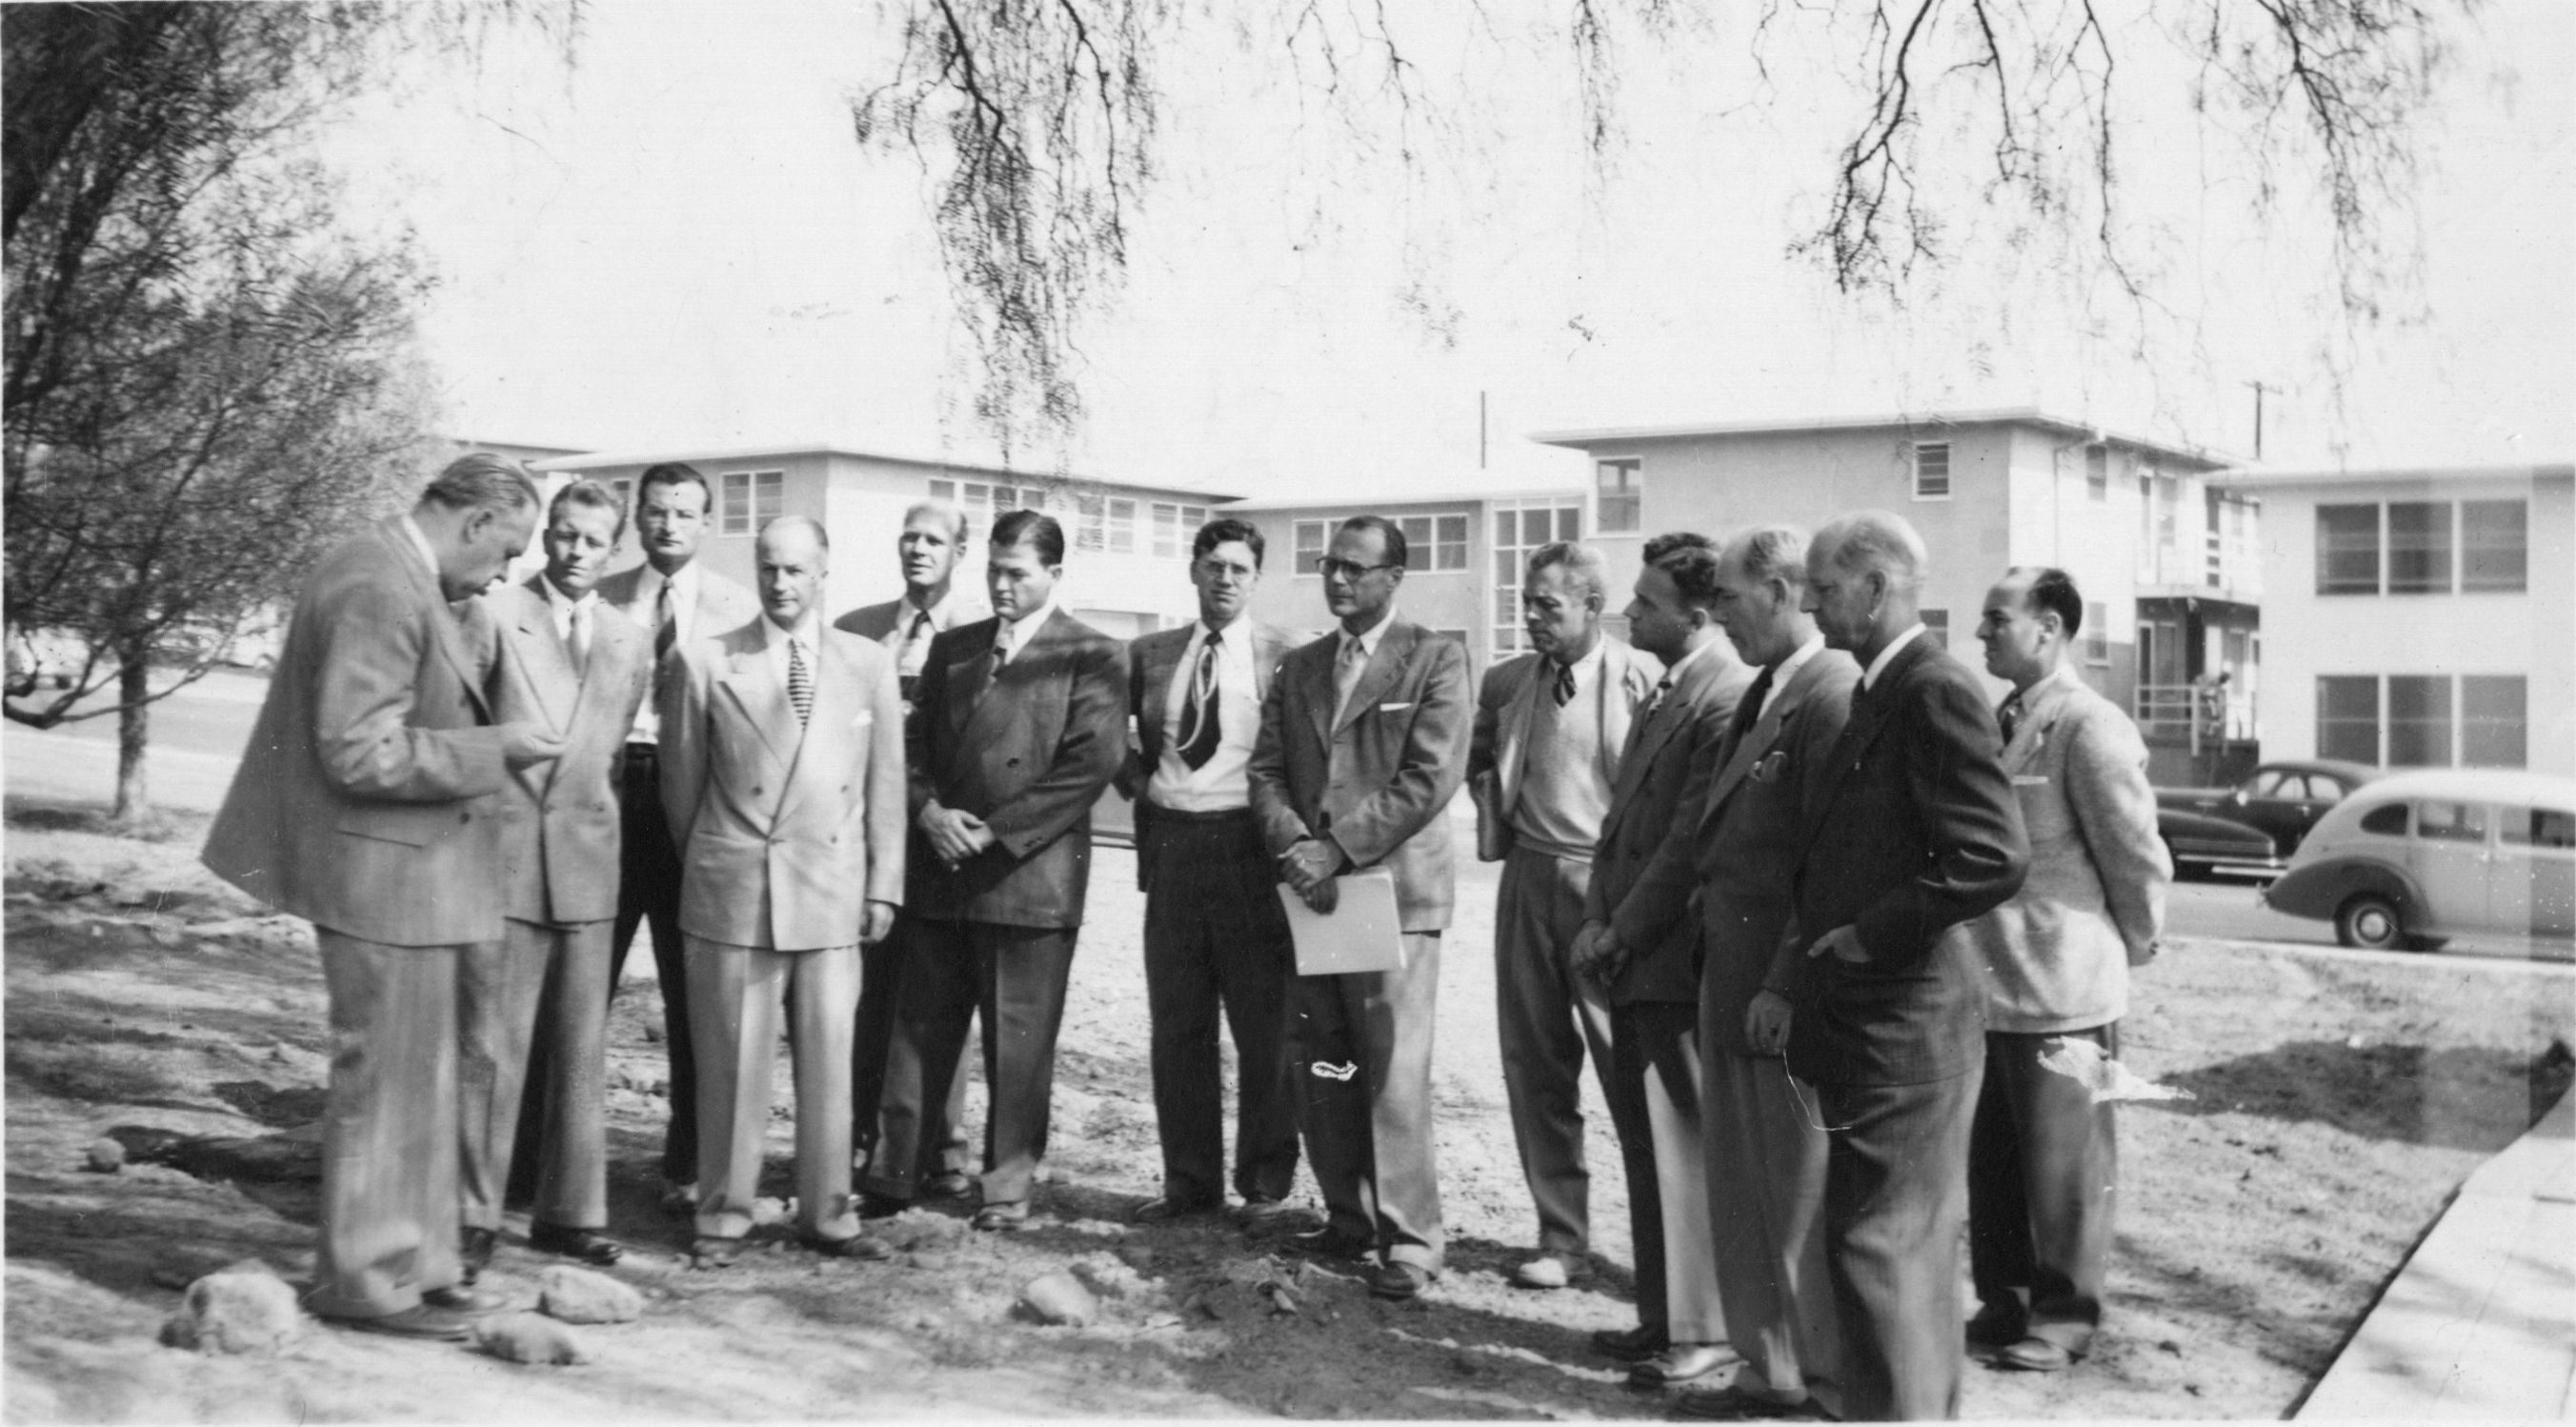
[1660,635,1727,684]
[637,558,700,610]
[1761,633,1826,717]
[397,514,440,585]
[761,607,821,649]
[1338,604,1399,660]
[1860,623,1928,692]
[1195,615,1250,653]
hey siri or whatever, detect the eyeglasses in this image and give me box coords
[1318,557,1400,581]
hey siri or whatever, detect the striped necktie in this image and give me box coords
[787,638,813,727]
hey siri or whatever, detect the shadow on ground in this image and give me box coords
[2154,1038,2575,1150]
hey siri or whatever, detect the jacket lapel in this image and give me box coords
[513,580,577,732]
[1333,623,1413,736]
[1137,629,1186,757]
[2005,672,2073,772]
[1301,638,1338,748]
[1597,647,1653,787]
[1793,635,1930,854]
[1699,650,1821,834]
[717,635,797,774]
[947,624,999,736]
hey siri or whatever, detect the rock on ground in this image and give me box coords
[1017,1270,1098,1327]
[83,1137,125,1173]
[538,1265,643,1325]
[475,1312,590,1365]
[159,1260,304,1355]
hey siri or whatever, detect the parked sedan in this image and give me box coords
[2155,759,2382,876]
[2264,770,2576,951]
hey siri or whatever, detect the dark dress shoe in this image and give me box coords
[420,1286,504,1315]
[856,1192,910,1220]
[1997,1337,2078,1372]
[1368,1260,1434,1301]
[1964,1310,2026,1348]
[807,1232,896,1260]
[528,1222,625,1266]
[1594,1324,1670,1362]
[972,1201,1030,1232]
[1287,1225,1372,1261]
[1629,1343,1741,1388]
[458,1226,499,1286]
[330,1304,474,1341]
[690,1236,742,1268]
[1132,1195,1218,1224]
[924,1170,977,1200]
[659,1180,699,1218]
[1671,1387,1830,1420]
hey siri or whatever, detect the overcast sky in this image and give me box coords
[330,0,2573,498]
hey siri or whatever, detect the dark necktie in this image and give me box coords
[1176,635,1223,771]
[787,638,814,727]
[1552,660,1577,707]
[1723,664,1778,755]
[896,609,932,702]
[651,579,677,707]
[1997,691,2024,746]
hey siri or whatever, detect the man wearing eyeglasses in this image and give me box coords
[1249,515,1472,1302]
[1116,517,1301,1226]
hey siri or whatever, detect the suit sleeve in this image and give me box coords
[1325,636,1472,872]
[982,635,1131,858]
[311,577,508,801]
[1114,636,1152,802]
[656,645,710,854]
[1467,660,1511,784]
[2064,703,2170,964]
[863,650,908,907]
[906,630,953,817]
[1849,668,2030,965]
[1247,654,1311,858]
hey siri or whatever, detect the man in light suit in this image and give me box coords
[1249,515,1472,1302]
[659,515,907,1264]
[1467,542,1660,1293]
[1756,511,2027,1420]
[468,478,653,1275]
[1605,527,1858,1421]
[1115,516,1301,1224]
[596,462,760,1214]
[203,454,560,1339]
[835,498,986,1200]
[863,509,1128,1231]
[1960,567,2168,1372]
[1564,533,1754,1391]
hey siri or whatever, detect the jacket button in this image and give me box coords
[753,785,764,795]
[458,812,471,823]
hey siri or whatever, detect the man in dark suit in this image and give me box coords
[203,453,559,1339]
[1565,532,1753,1390]
[1117,517,1302,1224]
[1608,526,1859,1421]
[835,498,986,1200]
[594,462,760,1215]
[1755,510,2027,1420]
[470,479,654,1278]
[1248,515,1472,1302]
[862,509,1128,1231]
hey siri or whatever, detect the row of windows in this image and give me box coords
[1600,442,2157,513]
[2356,798,2575,849]
[1289,513,1476,574]
[2316,500,2526,595]
[922,479,1206,559]
[2317,673,2528,769]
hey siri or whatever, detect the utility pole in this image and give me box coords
[2242,380,2269,461]
[1479,391,1488,471]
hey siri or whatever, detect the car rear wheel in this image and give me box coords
[2334,894,2410,951]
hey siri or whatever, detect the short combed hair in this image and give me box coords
[903,498,968,544]
[424,452,540,513]
[1725,524,1811,595]
[1527,541,1610,604]
[1337,514,1406,571]
[637,461,714,511]
[759,513,830,553]
[992,508,1065,565]
[1194,515,1266,568]
[2013,566,2084,635]
[1814,510,1927,592]
[547,477,627,540]
[1646,533,1724,613]
[1641,531,1714,565]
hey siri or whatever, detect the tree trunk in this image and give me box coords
[111,651,150,825]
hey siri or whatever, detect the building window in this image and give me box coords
[2317,675,2380,764]
[1293,519,1328,576]
[1913,443,1951,500]
[1150,502,1212,559]
[2316,504,2381,595]
[1491,499,1584,658]
[2085,446,2109,502]
[1921,610,1948,650]
[1072,495,1106,552]
[1108,498,1137,553]
[2385,502,2451,594]
[718,470,782,536]
[2385,673,2451,767]
[606,476,634,512]
[2462,675,2528,768]
[2461,500,2528,593]
[934,478,1047,544]
[1394,513,1469,572]
[1595,459,1642,533]
[2083,603,2109,664]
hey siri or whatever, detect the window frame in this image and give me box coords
[2460,499,2529,593]
[717,469,784,537]
[2315,503,2382,595]
[1595,458,1642,533]
[1912,442,1952,501]
[2385,501,2453,594]
[1292,519,1329,577]
[2084,445,2109,502]
[1490,498,1585,660]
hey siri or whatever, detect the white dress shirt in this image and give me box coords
[1861,622,1929,692]
[1148,618,1260,812]
[625,560,706,745]
[540,573,600,653]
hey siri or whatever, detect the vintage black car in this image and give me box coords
[2155,759,2383,877]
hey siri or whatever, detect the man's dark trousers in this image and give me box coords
[865,919,1077,1207]
[853,916,975,1182]
[607,745,694,1183]
[1141,806,1298,1206]
[1602,1000,1701,1340]
[1819,1053,1984,1421]
[1968,1023,2117,1355]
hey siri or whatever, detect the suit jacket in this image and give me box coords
[1785,633,2028,1086]
[1248,619,1472,935]
[1581,640,1756,1006]
[1945,668,2169,1035]
[658,616,907,950]
[905,608,1129,928]
[1466,640,1662,861]
[1612,648,1860,1053]
[1117,619,1296,891]
[486,577,654,926]
[203,516,511,947]
[834,591,990,643]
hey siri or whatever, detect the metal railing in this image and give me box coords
[2136,682,2256,751]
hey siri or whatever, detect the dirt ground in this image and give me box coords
[6,795,2570,1422]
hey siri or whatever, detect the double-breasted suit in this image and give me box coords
[469,576,651,1236]
[1785,631,2027,1421]
[865,607,1128,1212]
[659,613,907,1244]
[1120,619,1302,1208]
[1578,637,1753,1349]
[204,515,512,1321]
[1248,617,1471,1271]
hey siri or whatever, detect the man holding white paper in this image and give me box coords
[1249,515,1472,1302]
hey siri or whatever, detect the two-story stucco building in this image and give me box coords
[2210,462,2572,775]
[532,444,1235,638]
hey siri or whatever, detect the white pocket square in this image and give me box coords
[1378,701,1415,713]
